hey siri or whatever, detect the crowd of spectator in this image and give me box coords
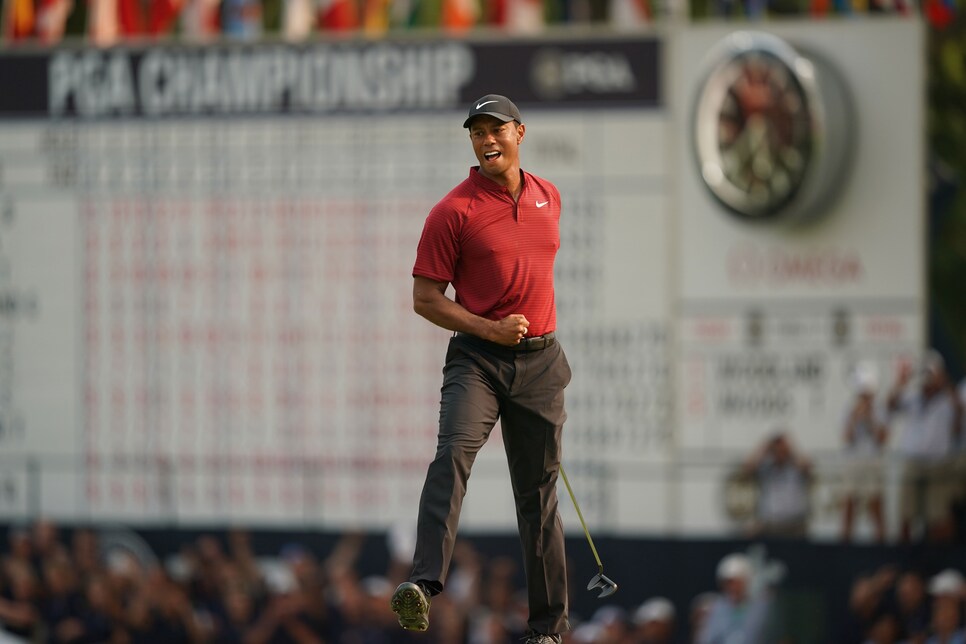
[0,518,684,644]
[734,351,966,546]
[3,517,965,643]
[2,512,966,643]
[839,565,966,644]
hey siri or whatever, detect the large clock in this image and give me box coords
[692,32,852,223]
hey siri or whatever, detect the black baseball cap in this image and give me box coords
[463,94,522,128]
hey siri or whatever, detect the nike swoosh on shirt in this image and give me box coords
[536,201,549,208]
[476,100,498,109]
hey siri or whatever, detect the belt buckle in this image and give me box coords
[521,335,545,350]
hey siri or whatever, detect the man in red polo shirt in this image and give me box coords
[390,94,571,644]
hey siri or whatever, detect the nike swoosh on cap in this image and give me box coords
[476,100,498,109]
[536,201,549,208]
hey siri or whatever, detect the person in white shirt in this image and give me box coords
[926,569,966,644]
[743,431,813,539]
[887,351,959,542]
[697,554,774,644]
[841,363,890,543]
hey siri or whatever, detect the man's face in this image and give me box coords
[721,576,747,602]
[922,366,947,395]
[897,572,925,608]
[468,115,524,179]
[770,436,790,462]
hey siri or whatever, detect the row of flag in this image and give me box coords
[706,0,957,20]
[1,0,954,46]
[4,0,634,44]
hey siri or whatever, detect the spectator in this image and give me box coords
[0,559,40,641]
[210,571,263,643]
[688,592,719,644]
[863,612,903,644]
[226,529,265,596]
[246,545,337,644]
[146,568,210,642]
[926,569,965,644]
[587,605,631,644]
[30,520,67,572]
[39,556,86,643]
[742,431,813,539]
[2,527,33,578]
[841,362,891,543]
[958,379,966,448]
[475,556,527,641]
[892,568,931,643]
[696,553,774,644]
[633,597,676,644]
[69,528,101,584]
[953,379,966,541]
[838,566,896,644]
[888,351,960,542]
[76,574,121,643]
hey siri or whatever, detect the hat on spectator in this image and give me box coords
[591,605,628,626]
[280,542,314,564]
[921,350,946,376]
[928,569,965,596]
[387,521,416,564]
[463,94,522,128]
[571,622,603,643]
[717,553,751,581]
[852,362,879,393]
[634,597,675,624]
[362,575,392,597]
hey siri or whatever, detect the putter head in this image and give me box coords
[587,572,618,598]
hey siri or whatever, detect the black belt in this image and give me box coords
[512,331,556,351]
[455,331,556,351]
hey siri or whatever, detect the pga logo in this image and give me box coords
[530,48,637,100]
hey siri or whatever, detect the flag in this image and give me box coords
[441,0,477,30]
[925,0,955,26]
[36,0,74,41]
[361,0,389,34]
[504,0,541,31]
[148,0,184,34]
[831,0,850,14]
[742,0,766,18]
[282,0,314,38]
[117,0,146,34]
[318,0,357,30]
[388,0,416,26]
[608,0,648,28]
[87,0,120,45]
[809,0,830,16]
[482,0,505,24]
[180,0,219,39]
[222,0,261,38]
[4,0,36,40]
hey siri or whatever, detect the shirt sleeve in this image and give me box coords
[412,202,461,283]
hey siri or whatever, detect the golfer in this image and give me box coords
[390,94,572,644]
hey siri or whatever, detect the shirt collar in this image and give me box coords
[468,167,526,194]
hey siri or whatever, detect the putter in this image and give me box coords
[559,464,618,598]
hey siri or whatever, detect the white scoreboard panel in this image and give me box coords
[0,21,925,536]
[0,38,674,530]
[669,20,925,535]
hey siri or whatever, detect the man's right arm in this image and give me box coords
[412,276,529,347]
[887,362,913,413]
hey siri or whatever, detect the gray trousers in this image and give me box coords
[411,332,572,635]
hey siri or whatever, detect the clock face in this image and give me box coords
[693,33,847,224]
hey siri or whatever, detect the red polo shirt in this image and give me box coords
[413,168,561,337]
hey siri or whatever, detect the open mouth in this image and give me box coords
[483,151,501,162]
